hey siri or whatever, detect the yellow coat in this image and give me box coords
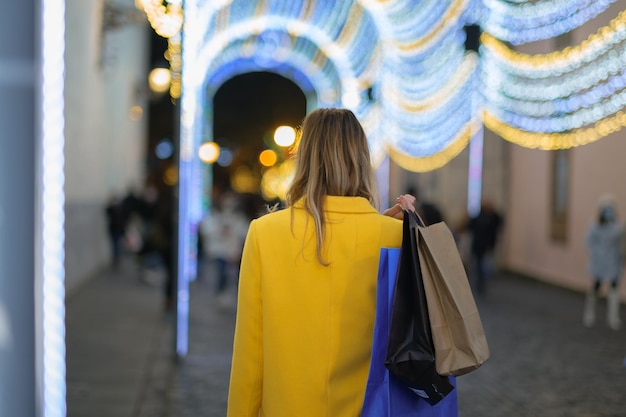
[227,196,402,417]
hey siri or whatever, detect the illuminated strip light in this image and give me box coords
[401,26,467,63]
[385,65,478,134]
[338,7,379,76]
[386,33,467,95]
[389,103,475,156]
[384,108,475,153]
[480,0,618,44]
[193,16,362,108]
[267,0,303,16]
[387,118,481,172]
[41,0,66,415]
[360,105,388,166]
[389,54,478,113]
[381,50,467,114]
[487,86,626,132]
[467,125,484,217]
[203,33,339,93]
[481,45,626,101]
[483,109,626,150]
[206,59,321,101]
[393,0,469,54]
[303,0,353,37]
[174,0,208,357]
[358,46,383,89]
[386,70,480,148]
[482,67,626,117]
[479,12,626,76]
[383,0,448,42]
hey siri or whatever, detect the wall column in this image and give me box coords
[0,1,37,416]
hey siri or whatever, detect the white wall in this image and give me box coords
[64,0,149,293]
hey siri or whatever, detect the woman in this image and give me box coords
[583,196,624,330]
[227,108,414,417]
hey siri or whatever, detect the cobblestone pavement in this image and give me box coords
[66,259,626,417]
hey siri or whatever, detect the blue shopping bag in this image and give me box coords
[362,248,458,417]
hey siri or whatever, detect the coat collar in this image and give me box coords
[293,196,379,214]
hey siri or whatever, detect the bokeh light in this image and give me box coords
[129,105,143,121]
[148,67,172,93]
[163,165,178,185]
[231,166,260,193]
[198,142,220,164]
[155,138,174,159]
[216,148,233,167]
[273,125,296,147]
[259,149,278,167]
[261,159,295,201]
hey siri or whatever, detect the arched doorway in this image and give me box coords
[211,71,307,198]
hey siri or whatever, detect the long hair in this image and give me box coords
[286,108,378,265]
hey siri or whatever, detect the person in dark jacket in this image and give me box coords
[468,200,502,294]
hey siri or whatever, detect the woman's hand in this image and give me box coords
[383,194,416,220]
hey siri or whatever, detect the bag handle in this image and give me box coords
[404,209,427,228]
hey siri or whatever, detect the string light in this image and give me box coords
[483,72,626,129]
[480,11,626,76]
[387,119,480,172]
[479,0,618,44]
[176,0,626,177]
[484,110,626,150]
[481,45,626,101]
[138,0,183,38]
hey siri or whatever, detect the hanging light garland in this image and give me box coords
[137,0,183,38]
[480,10,626,77]
[138,0,184,99]
[479,0,619,45]
[484,110,626,150]
[479,8,626,148]
[387,119,481,172]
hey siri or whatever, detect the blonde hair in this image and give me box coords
[286,108,378,265]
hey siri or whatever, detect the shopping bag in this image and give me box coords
[362,248,458,416]
[384,212,455,405]
[417,218,490,376]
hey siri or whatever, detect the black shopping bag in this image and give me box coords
[385,211,454,405]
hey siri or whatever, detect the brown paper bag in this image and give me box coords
[416,221,490,377]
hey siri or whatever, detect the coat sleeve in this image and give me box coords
[227,220,263,417]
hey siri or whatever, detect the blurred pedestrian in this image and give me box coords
[148,187,175,311]
[227,108,416,417]
[406,186,444,226]
[467,200,503,294]
[199,191,248,304]
[105,193,127,268]
[583,195,624,330]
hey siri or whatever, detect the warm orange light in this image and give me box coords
[129,105,143,121]
[259,149,278,167]
[274,125,296,147]
[261,159,295,201]
[163,165,178,185]
[198,142,220,164]
[231,166,260,193]
[148,67,171,93]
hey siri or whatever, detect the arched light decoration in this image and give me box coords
[173,0,626,176]
[181,0,485,172]
[170,0,626,356]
